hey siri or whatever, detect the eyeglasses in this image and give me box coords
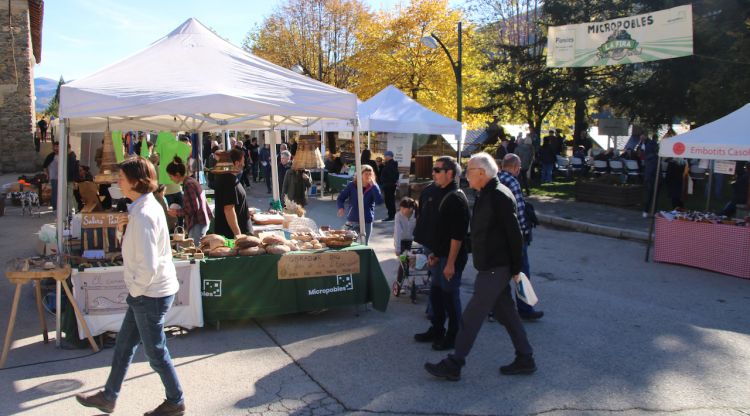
[432,167,447,173]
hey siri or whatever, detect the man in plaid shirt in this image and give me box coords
[498,154,544,321]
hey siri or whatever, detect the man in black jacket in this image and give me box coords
[379,150,400,221]
[425,152,535,381]
[413,156,470,351]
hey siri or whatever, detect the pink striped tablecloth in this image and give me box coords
[654,215,750,279]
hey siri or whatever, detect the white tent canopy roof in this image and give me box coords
[358,85,461,136]
[60,18,358,133]
[659,103,750,161]
[285,86,462,138]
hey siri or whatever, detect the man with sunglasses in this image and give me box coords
[425,152,535,381]
[413,156,470,351]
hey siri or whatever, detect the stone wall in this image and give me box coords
[0,0,38,173]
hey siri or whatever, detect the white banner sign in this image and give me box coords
[386,133,413,168]
[547,5,693,67]
[71,261,203,338]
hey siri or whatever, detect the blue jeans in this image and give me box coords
[104,294,184,405]
[50,179,58,210]
[541,163,554,183]
[429,256,464,337]
[515,243,535,313]
[188,223,209,243]
[348,222,373,244]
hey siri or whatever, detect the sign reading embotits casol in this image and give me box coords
[547,5,693,68]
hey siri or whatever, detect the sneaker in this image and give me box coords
[432,335,455,351]
[519,310,544,321]
[414,326,444,343]
[144,400,186,416]
[424,357,461,381]
[500,354,537,375]
[75,391,115,414]
[381,216,395,222]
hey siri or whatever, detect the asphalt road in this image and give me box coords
[0,182,749,415]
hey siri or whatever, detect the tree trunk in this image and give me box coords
[573,67,588,145]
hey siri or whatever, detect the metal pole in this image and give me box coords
[270,118,281,204]
[644,156,663,262]
[456,21,463,164]
[320,129,326,198]
[55,119,67,347]
[706,160,714,211]
[352,120,367,243]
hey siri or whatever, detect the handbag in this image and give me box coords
[514,272,538,306]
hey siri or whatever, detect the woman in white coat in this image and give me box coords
[76,157,185,416]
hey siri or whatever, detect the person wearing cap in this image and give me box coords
[380,150,400,221]
[213,148,251,239]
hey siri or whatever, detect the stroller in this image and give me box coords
[392,240,431,303]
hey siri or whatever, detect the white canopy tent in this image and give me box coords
[291,85,462,140]
[658,103,750,160]
[645,103,750,261]
[57,18,367,246]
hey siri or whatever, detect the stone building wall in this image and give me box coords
[0,0,38,173]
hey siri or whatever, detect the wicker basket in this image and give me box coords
[292,135,324,170]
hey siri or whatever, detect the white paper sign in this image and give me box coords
[714,160,736,175]
[386,133,413,168]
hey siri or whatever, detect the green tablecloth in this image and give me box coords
[199,245,389,323]
[326,174,351,194]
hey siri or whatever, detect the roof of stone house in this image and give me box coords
[28,0,43,64]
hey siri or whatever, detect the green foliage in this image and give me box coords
[43,76,65,118]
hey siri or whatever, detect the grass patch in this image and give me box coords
[531,179,576,199]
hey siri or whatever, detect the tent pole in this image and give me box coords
[55,118,67,348]
[352,120,366,244]
[644,156,663,262]
[320,129,326,198]
[706,161,714,211]
[270,118,281,204]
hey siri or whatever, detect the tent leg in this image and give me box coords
[706,161,714,211]
[352,121,366,244]
[645,157,662,262]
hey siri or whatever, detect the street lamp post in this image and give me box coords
[422,21,462,163]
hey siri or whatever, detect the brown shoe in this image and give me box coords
[144,400,186,416]
[75,390,115,414]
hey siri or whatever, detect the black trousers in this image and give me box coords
[452,266,533,363]
[383,184,396,218]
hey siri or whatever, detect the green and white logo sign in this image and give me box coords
[547,5,693,68]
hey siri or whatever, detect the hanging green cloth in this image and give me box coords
[112,131,124,163]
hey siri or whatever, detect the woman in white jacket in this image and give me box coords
[76,157,185,416]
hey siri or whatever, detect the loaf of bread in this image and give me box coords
[265,244,291,255]
[238,246,266,256]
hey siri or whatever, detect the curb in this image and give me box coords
[537,213,650,242]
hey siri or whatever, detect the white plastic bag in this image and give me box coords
[514,272,538,306]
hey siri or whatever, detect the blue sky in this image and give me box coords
[37,0,464,81]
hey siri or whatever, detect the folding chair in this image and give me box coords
[624,160,642,182]
[608,160,624,176]
[593,160,608,176]
[555,155,570,177]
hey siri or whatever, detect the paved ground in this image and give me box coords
[0,175,749,415]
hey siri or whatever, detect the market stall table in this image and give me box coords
[70,261,204,339]
[200,245,389,323]
[654,215,750,279]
